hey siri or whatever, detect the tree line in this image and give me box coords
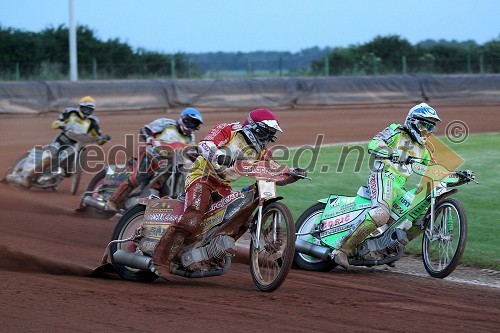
[0,24,499,80]
[0,25,190,80]
[314,35,500,76]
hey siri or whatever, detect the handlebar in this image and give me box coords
[61,130,109,144]
[225,157,312,181]
[380,154,429,165]
[456,170,478,184]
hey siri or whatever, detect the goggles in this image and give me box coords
[80,106,95,115]
[183,117,202,131]
[254,124,277,143]
[416,119,436,133]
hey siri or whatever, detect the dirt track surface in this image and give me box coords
[1,104,500,332]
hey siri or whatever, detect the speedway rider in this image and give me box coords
[7,96,108,188]
[152,108,307,278]
[332,103,441,269]
[106,108,204,212]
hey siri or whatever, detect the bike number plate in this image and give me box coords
[258,180,276,199]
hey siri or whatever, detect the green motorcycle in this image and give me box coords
[294,158,477,278]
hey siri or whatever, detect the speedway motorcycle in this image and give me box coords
[2,130,110,195]
[96,159,308,292]
[294,157,477,278]
[78,141,197,217]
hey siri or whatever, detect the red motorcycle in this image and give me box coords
[78,141,197,217]
[95,159,308,292]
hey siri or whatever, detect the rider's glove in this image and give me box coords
[389,154,415,165]
[389,154,401,164]
[277,168,307,186]
[404,156,417,165]
[217,155,234,167]
[52,121,66,130]
[458,170,476,182]
[291,167,308,179]
[97,134,111,145]
[448,170,476,187]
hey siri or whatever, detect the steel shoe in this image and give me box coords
[332,249,349,269]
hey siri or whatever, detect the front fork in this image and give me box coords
[425,196,451,242]
[427,196,436,239]
[251,203,281,251]
[252,205,264,249]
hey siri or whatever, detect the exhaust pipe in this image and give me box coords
[112,249,232,278]
[295,239,332,261]
[82,195,109,210]
[113,250,154,271]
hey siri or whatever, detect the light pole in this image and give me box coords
[69,0,78,81]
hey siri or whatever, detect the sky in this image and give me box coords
[1,0,499,54]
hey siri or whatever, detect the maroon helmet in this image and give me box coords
[242,109,283,152]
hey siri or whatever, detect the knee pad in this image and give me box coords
[368,207,390,226]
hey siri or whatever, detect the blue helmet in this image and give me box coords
[404,103,441,145]
[178,108,203,136]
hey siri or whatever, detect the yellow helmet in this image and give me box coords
[78,96,96,117]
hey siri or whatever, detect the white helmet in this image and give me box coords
[404,103,441,145]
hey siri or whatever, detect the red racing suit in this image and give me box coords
[152,122,298,274]
[175,122,282,238]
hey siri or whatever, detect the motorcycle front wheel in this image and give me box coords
[422,198,468,278]
[111,205,158,282]
[294,202,337,272]
[249,202,295,292]
[3,152,28,183]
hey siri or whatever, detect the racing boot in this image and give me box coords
[152,226,188,279]
[107,181,135,213]
[333,217,378,269]
[406,225,424,242]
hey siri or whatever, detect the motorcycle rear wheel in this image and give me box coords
[111,205,158,282]
[249,202,295,292]
[422,198,467,278]
[294,202,337,272]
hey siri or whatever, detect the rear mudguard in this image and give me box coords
[136,197,149,205]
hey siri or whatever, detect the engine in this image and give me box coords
[357,228,409,260]
[181,235,236,270]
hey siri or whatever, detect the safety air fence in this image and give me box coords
[0,74,499,114]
